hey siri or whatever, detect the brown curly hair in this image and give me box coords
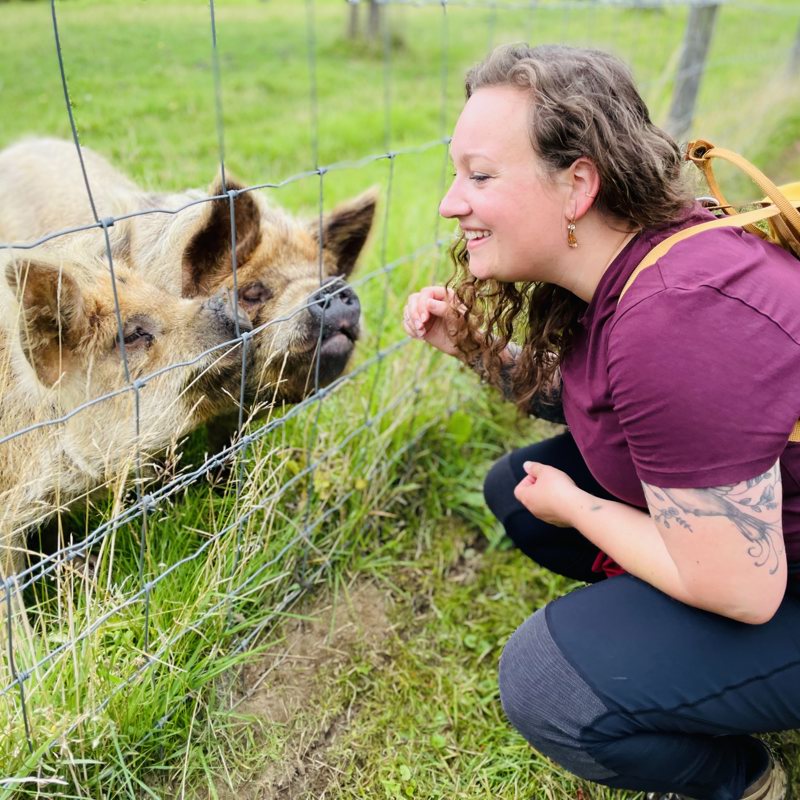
[447,44,694,411]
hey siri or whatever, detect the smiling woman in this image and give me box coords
[404,43,800,800]
[440,84,568,285]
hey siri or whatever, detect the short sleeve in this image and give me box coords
[607,285,800,487]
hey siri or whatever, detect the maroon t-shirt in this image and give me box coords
[560,205,800,573]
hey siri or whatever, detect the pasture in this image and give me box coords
[0,0,799,796]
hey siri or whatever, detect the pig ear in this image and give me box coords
[5,256,87,386]
[181,172,262,298]
[311,188,378,278]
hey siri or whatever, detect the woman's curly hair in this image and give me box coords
[447,44,694,411]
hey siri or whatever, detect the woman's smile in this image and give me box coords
[463,229,493,249]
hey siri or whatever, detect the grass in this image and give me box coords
[0,0,799,796]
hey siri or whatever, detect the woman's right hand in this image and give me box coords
[402,286,463,357]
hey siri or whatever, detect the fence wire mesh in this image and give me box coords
[0,0,798,789]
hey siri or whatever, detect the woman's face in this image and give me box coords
[440,85,568,283]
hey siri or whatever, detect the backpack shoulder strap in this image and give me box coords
[617,203,786,305]
[687,140,800,240]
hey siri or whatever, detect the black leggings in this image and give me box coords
[483,431,617,582]
[485,432,800,800]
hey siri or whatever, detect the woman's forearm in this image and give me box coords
[567,490,780,622]
[569,488,786,622]
[568,489,685,596]
[519,460,786,623]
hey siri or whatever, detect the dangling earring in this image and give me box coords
[567,218,578,248]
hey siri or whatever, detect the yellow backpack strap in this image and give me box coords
[617,203,785,304]
[687,140,800,241]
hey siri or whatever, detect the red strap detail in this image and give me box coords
[591,551,626,578]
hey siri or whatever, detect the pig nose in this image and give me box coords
[309,278,361,336]
[205,291,253,339]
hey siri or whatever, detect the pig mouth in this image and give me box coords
[318,327,358,358]
[289,322,360,359]
[245,325,358,404]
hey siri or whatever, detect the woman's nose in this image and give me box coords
[439,179,470,219]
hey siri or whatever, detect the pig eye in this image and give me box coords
[124,327,153,347]
[239,281,273,306]
[118,317,157,351]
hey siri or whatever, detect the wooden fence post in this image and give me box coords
[345,0,384,43]
[665,0,721,142]
[789,19,800,76]
[368,0,384,41]
[347,0,359,41]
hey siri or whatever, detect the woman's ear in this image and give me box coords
[567,158,601,221]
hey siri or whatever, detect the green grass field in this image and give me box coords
[0,0,799,797]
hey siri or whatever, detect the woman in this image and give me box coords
[403,44,800,800]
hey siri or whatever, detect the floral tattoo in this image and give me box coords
[643,462,783,574]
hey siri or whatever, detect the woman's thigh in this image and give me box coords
[551,577,800,732]
[484,431,619,582]
[501,575,800,792]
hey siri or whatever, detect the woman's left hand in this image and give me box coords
[513,461,582,528]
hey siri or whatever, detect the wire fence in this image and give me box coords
[0,0,797,789]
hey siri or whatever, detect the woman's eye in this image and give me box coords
[470,173,492,184]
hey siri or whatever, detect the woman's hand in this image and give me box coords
[402,286,463,357]
[513,461,582,528]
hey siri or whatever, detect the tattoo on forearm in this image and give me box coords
[643,463,783,573]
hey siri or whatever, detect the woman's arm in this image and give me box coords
[514,460,787,624]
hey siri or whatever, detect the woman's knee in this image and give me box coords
[498,607,617,782]
[483,433,593,526]
[483,452,520,523]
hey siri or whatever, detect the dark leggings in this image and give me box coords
[484,430,617,582]
[486,432,800,800]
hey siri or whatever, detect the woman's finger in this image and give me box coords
[420,285,448,301]
[426,298,450,316]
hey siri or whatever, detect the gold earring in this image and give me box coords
[567,219,578,248]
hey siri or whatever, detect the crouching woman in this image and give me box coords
[403,43,800,800]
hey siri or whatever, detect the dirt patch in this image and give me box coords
[238,581,392,724]
[220,581,394,800]
[212,529,490,800]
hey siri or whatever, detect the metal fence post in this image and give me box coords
[665,0,721,142]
